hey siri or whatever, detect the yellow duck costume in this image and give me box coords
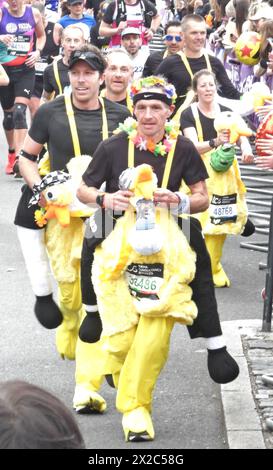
[92,164,197,441]
[28,156,91,360]
[31,156,108,413]
[187,106,251,287]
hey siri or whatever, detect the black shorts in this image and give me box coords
[14,184,43,230]
[32,75,43,99]
[0,64,36,109]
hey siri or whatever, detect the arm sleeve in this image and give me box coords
[179,138,208,186]
[143,0,158,16]
[28,104,50,145]
[213,57,241,100]
[82,142,111,189]
[180,107,195,132]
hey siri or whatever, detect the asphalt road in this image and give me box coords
[0,124,266,450]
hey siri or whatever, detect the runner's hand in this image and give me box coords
[241,152,254,164]
[0,34,13,46]
[216,130,230,145]
[38,193,47,208]
[153,189,180,208]
[117,21,127,33]
[104,190,133,211]
[143,28,154,41]
[25,50,40,68]
[25,50,41,68]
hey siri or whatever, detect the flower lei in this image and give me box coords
[130,76,177,105]
[118,117,180,157]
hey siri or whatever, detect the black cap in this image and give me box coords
[67,0,83,5]
[69,50,105,73]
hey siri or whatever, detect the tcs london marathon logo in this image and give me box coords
[6,22,32,33]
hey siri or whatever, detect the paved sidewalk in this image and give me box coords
[221,319,273,449]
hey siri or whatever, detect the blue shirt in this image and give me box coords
[45,0,59,12]
[58,14,96,30]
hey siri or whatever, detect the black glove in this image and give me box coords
[79,311,102,343]
[34,294,63,329]
[207,346,239,384]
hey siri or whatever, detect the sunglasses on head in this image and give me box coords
[164,35,182,42]
[70,50,104,69]
[72,51,98,60]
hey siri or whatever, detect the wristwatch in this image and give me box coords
[209,138,217,149]
[96,192,105,208]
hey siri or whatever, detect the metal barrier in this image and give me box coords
[239,163,273,258]
[262,197,273,332]
[239,161,273,331]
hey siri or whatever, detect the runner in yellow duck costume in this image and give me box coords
[201,111,252,287]
[28,156,93,359]
[181,69,254,287]
[92,163,197,441]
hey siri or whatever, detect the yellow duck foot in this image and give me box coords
[122,407,155,442]
[56,324,78,361]
[73,385,107,414]
[213,267,230,288]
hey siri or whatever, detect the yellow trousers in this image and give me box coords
[205,234,230,287]
[56,277,82,360]
[105,315,175,414]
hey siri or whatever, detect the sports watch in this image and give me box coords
[209,138,217,149]
[96,192,105,208]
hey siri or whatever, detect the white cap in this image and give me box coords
[121,27,141,37]
[249,3,273,20]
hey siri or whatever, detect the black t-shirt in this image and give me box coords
[142,51,165,77]
[155,54,241,109]
[180,104,229,141]
[82,132,208,193]
[103,0,157,26]
[29,96,130,171]
[43,59,70,95]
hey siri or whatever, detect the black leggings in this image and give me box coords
[81,211,222,339]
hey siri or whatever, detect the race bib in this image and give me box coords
[8,35,31,56]
[126,263,164,300]
[209,193,237,225]
[35,57,48,75]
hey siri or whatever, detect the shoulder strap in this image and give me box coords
[53,59,63,95]
[179,52,194,79]
[128,139,177,189]
[204,51,212,72]
[64,92,81,156]
[161,141,176,189]
[98,97,109,140]
[180,51,212,79]
[191,103,204,142]
[116,0,127,23]
[126,92,133,114]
